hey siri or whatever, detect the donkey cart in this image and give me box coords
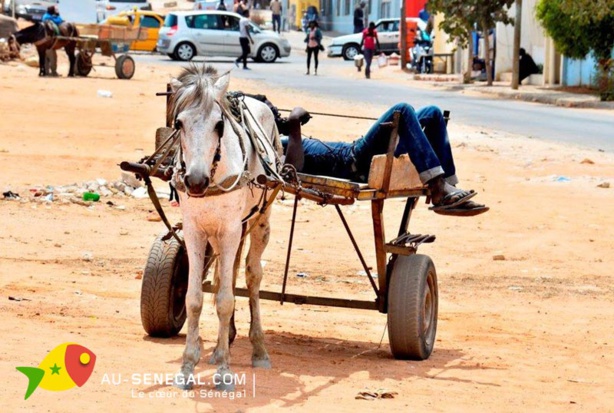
[121,107,439,361]
[69,23,146,80]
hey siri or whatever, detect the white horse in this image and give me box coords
[169,65,281,391]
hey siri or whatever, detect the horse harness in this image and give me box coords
[139,92,285,245]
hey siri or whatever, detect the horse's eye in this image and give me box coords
[174,119,183,130]
[215,120,224,136]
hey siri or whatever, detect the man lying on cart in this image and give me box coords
[273,102,489,217]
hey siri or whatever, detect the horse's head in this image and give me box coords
[170,65,230,198]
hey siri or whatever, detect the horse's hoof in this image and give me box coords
[174,373,194,390]
[213,368,235,392]
[252,358,271,369]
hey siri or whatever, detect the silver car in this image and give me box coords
[157,10,291,63]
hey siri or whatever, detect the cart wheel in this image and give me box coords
[115,54,135,80]
[141,232,188,337]
[387,254,438,360]
[74,51,92,77]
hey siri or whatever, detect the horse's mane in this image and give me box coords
[168,64,226,125]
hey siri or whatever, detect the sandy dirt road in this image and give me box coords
[1,55,613,413]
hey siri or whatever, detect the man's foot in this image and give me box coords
[314,69,317,75]
[427,176,476,211]
[243,67,251,70]
[305,70,310,75]
[234,61,239,68]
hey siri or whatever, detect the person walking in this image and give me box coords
[270,0,282,33]
[304,20,322,75]
[353,2,365,33]
[234,9,254,70]
[360,21,380,79]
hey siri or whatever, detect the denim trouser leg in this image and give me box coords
[416,106,458,185]
[363,48,373,77]
[354,103,444,184]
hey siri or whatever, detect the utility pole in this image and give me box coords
[511,0,522,89]
[400,0,407,70]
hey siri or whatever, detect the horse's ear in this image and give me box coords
[213,72,230,100]
[169,78,182,93]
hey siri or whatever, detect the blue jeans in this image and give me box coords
[353,103,457,185]
[272,14,281,33]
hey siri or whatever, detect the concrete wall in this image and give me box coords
[495,0,547,82]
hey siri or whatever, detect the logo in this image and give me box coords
[16,343,96,400]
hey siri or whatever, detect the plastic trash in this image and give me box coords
[553,176,571,182]
[82,192,100,202]
[97,90,113,98]
[377,53,388,68]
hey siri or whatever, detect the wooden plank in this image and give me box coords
[356,188,428,201]
[371,199,388,298]
[367,154,423,191]
[298,173,367,191]
[384,244,416,256]
[202,283,378,310]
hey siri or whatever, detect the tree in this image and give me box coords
[536,0,614,99]
[429,0,514,85]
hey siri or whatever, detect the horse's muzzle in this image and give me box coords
[184,173,210,197]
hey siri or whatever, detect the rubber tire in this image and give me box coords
[342,44,360,61]
[74,51,92,77]
[141,232,189,337]
[115,54,135,80]
[257,43,279,63]
[387,254,438,360]
[174,42,196,62]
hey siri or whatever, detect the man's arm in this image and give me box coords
[283,107,310,171]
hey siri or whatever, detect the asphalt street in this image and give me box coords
[135,52,614,152]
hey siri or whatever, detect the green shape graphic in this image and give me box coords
[16,366,45,400]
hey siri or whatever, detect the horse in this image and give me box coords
[12,21,78,77]
[168,64,282,391]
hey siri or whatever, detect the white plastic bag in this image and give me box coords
[377,53,388,68]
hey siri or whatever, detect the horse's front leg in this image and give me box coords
[209,224,243,391]
[175,223,207,390]
[246,211,272,368]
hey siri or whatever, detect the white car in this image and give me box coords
[157,10,291,63]
[328,18,424,60]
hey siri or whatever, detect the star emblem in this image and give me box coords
[50,363,61,375]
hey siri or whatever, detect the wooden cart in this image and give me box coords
[69,23,147,79]
[123,104,440,361]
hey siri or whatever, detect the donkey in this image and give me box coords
[12,22,78,77]
[169,65,281,391]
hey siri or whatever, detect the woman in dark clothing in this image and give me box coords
[304,20,322,75]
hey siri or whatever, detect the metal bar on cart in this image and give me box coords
[334,204,379,296]
[280,195,299,305]
[203,281,378,310]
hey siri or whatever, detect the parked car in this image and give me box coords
[104,10,165,52]
[157,10,291,63]
[327,17,423,61]
[4,0,58,22]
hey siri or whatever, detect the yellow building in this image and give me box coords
[288,0,319,30]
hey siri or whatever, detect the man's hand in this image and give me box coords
[289,106,311,125]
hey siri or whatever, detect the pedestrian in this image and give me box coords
[519,47,539,85]
[216,0,226,11]
[360,21,380,79]
[42,5,63,77]
[353,2,365,34]
[270,0,282,33]
[304,20,322,75]
[234,8,254,70]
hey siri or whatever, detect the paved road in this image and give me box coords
[136,53,614,152]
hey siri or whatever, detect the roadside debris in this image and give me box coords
[355,389,398,400]
[597,182,610,188]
